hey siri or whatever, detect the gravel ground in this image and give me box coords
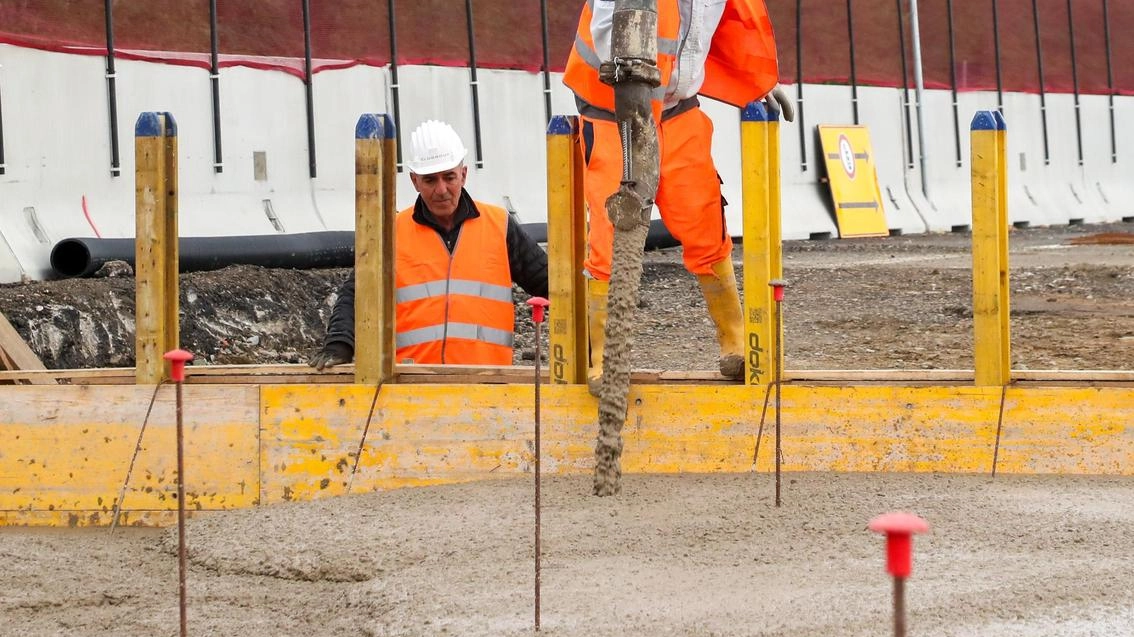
[1,222,1131,373]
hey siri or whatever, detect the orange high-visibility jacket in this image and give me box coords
[394,202,514,366]
[563,0,780,120]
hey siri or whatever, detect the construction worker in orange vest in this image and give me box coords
[310,120,549,368]
[564,0,794,392]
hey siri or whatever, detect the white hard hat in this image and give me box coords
[407,120,468,175]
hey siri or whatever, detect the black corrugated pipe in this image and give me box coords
[465,0,485,168]
[947,0,962,167]
[51,223,679,278]
[1103,0,1116,163]
[301,0,317,178]
[103,0,121,177]
[846,0,859,124]
[796,0,807,171]
[539,0,553,123]
[896,0,915,170]
[387,0,404,170]
[49,232,356,278]
[1032,0,1050,165]
[209,0,224,173]
[992,0,1003,112]
[1066,0,1083,166]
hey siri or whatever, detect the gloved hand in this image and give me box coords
[763,84,796,123]
[308,341,354,370]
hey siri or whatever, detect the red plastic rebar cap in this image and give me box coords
[869,511,929,579]
[769,278,787,302]
[163,349,195,382]
[527,297,550,323]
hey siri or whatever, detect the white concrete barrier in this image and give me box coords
[1,41,1132,284]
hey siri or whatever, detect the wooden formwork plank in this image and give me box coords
[996,387,1134,475]
[0,384,260,525]
[0,311,52,385]
[259,384,383,504]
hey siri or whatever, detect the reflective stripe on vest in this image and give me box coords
[396,323,514,350]
[396,279,514,304]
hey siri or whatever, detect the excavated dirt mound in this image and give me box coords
[1,222,1131,373]
[2,473,1134,636]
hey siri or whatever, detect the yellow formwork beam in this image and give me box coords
[740,102,782,386]
[545,116,587,385]
[0,385,259,527]
[353,114,397,384]
[3,381,1131,526]
[970,110,1011,386]
[134,112,179,384]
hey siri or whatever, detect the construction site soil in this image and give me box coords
[1,222,1132,373]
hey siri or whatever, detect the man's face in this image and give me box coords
[410,165,467,219]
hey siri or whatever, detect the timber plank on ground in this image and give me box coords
[0,312,53,385]
[0,364,1132,386]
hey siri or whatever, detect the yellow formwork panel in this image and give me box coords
[259,384,381,503]
[771,385,1002,474]
[0,385,259,526]
[996,387,1134,474]
[2,382,1132,526]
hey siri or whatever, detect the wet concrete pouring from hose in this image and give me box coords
[593,0,663,497]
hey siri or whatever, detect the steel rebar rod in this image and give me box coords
[103,0,121,177]
[387,0,404,170]
[1032,0,1051,165]
[1103,0,1116,163]
[946,0,962,167]
[465,0,485,168]
[301,0,317,178]
[209,0,223,173]
[1066,0,1083,166]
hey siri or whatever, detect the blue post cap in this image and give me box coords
[356,113,396,140]
[135,111,177,137]
[741,100,779,122]
[971,110,1006,131]
[547,115,575,135]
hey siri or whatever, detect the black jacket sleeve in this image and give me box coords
[324,270,356,350]
[506,217,549,298]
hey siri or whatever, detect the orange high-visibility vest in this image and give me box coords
[394,202,514,366]
[563,0,780,119]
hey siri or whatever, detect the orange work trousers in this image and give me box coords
[580,106,731,281]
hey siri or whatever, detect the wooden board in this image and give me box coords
[0,311,52,385]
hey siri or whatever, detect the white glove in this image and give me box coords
[763,84,796,123]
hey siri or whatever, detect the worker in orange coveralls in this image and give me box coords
[563,0,794,392]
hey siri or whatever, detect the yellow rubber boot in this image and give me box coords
[697,259,745,380]
[586,278,609,397]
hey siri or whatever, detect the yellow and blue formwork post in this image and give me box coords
[970,110,1010,386]
[354,113,397,384]
[740,101,783,386]
[134,111,179,384]
[545,115,587,385]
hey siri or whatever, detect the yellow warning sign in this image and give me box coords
[818,125,889,238]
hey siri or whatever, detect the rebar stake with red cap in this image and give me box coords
[163,348,194,637]
[526,296,550,631]
[869,512,930,637]
[769,279,787,507]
